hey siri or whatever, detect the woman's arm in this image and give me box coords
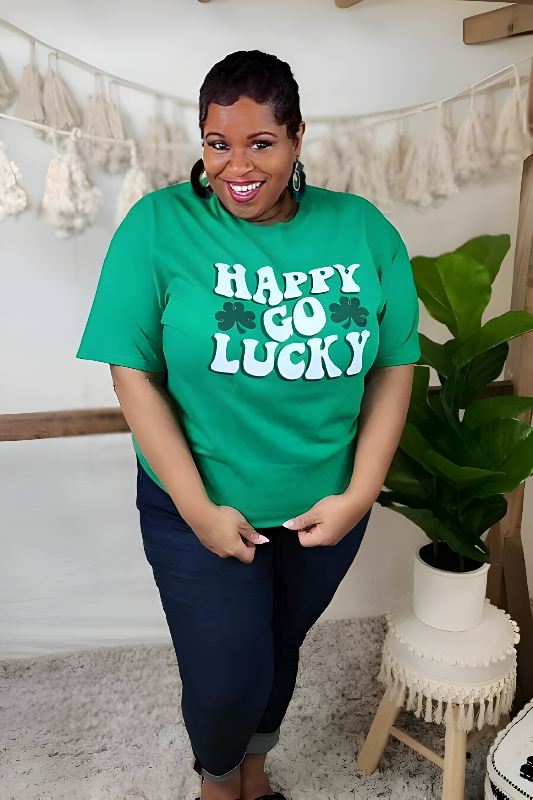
[343,364,415,508]
[110,365,216,527]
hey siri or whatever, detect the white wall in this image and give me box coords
[1,0,532,658]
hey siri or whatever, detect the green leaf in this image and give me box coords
[459,419,533,499]
[452,311,533,366]
[456,234,511,285]
[385,505,490,562]
[383,447,434,503]
[418,334,453,378]
[441,342,508,412]
[399,422,505,486]
[463,395,533,428]
[411,251,492,339]
[459,496,508,539]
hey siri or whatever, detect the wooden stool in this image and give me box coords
[356,592,519,800]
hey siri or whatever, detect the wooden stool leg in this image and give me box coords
[442,704,467,800]
[356,688,402,774]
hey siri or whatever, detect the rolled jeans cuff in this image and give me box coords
[246,726,281,754]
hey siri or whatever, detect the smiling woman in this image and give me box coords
[75,49,421,800]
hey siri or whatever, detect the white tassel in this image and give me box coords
[443,701,454,727]
[427,103,458,198]
[405,683,416,712]
[354,127,392,210]
[42,51,81,139]
[105,81,131,175]
[385,117,411,202]
[424,693,433,723]
[396,676,406,706]
[345,127,370,196]
[81,72,114,168]
[477,697,486,730]
[0,51,17,112]
[311,123,353,192]
[466,699,475,731]
[455,86,493,180]
[115,140,153,226]
[492,65,531,166]
[13,39,45,141]
[415,689,424,718]
[400,138,433,207]
[487,694,495,725]
[39,128,102,237]
[434,698,444,725]
[168,103,193,184]
[139,101,173,189]
[0,141,31,219]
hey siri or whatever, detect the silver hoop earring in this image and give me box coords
[292,156,302,193]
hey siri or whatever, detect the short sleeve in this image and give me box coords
[75,193,166,372]
[372,223,421,368]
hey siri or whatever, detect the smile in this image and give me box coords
[225,180,266,203]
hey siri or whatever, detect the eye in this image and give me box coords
[207,140,272,151]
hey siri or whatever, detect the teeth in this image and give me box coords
[229,181,262,193]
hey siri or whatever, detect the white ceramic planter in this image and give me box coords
[413,545,490,631]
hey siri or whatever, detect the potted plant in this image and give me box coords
[378,233,533,632]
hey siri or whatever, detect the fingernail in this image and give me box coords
[282,519,294,528]
[257,534,270,543]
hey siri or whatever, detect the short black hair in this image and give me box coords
[198,50,302,142]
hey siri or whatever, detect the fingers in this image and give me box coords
[240,525,270,545]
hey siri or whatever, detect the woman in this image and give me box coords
[76,50,421,800]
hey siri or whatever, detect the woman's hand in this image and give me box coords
[281,492,373,547]
[185,501,270,564]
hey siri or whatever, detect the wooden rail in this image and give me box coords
[0,379,514,442]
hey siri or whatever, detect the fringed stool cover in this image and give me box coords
[377,592,519,734]
[485,698,533,799]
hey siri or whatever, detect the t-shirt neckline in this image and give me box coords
[209,183,314,233]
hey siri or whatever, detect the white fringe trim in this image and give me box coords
[377,639,516,732]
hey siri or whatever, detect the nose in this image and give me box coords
[228,148,255,174]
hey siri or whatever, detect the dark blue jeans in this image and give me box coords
[135,455,372,783]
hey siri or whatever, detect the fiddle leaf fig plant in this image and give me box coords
[378,234,533,566]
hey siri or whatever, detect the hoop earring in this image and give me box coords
[190,157,213,199]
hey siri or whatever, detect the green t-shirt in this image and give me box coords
[76,181,421,527]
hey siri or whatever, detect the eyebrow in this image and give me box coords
[205,130,278,139]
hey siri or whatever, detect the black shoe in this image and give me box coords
[253,794,287,800]
[250,794,287,799]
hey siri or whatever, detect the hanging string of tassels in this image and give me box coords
[1,14,533,235]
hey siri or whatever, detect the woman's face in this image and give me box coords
[202,95,305,224]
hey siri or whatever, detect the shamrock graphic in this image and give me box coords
[215,301,256,334]
[329,296,369,328]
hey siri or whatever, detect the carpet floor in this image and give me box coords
[0,615,496,799]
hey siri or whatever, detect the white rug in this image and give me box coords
[0,615,495,799]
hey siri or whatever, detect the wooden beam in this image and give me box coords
[486,152,533,711]
[464,3,533,43]
[0,380,514,442]
[0,408,129,441]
